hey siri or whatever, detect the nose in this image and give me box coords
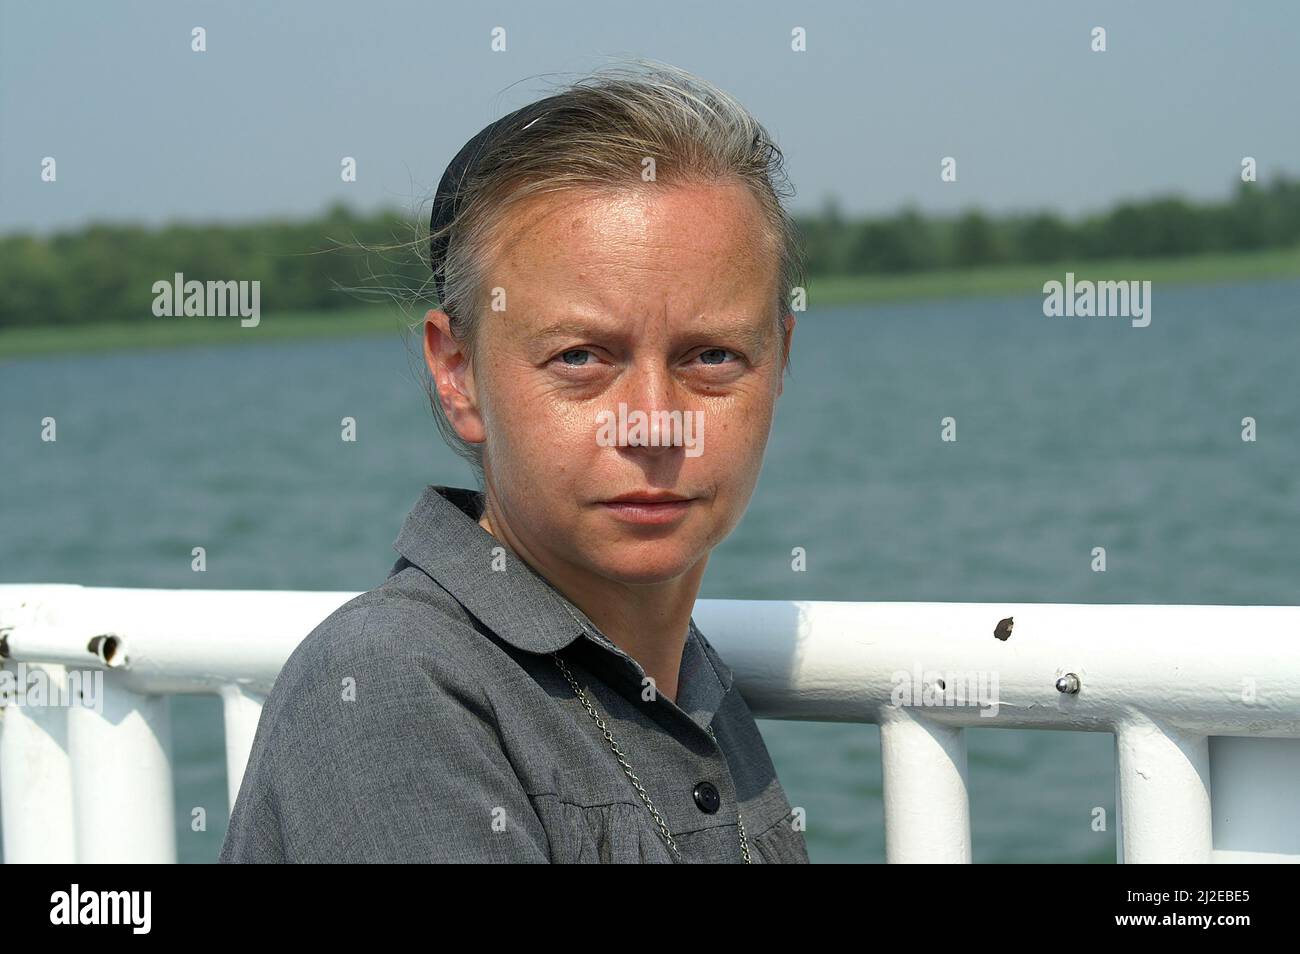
[609,363,685,452]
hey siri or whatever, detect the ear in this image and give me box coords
[777,311,795,396]
[423,309,487,444]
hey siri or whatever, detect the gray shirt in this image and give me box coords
[219,484,809,863]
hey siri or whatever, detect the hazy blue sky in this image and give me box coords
[3,0,1297,234]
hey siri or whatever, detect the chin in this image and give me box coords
[589,547,700,585]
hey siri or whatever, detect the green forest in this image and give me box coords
[2,175,1298,331]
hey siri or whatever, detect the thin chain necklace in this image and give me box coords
[551,646,751,864]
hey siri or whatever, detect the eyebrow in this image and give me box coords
[533,318,772,353]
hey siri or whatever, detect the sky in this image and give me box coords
[2,0,1298,235]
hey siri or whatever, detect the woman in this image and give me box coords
[220,61,807,863]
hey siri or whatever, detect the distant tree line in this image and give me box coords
[0,204,419,329]
[798,175,1300,275]
[1,175,1298,329]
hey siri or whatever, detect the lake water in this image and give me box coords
[3,279,1298,863]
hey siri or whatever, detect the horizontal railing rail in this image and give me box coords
[2,583,1297,863]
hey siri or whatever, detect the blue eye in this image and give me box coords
[559,349,593,366]
[698,348,735,365]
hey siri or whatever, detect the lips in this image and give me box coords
[602,492,692,504]
[597,493,696,525]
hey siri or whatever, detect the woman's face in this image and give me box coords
[428,179,794,586]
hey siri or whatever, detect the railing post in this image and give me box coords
[1115,717,1212,863]
[880,706,972,862]
[220,684,265,812]
[0,662,77,862]
[66,672,176,862]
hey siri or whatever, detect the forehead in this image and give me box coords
[483,180,778,322]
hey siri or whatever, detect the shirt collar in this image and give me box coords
[390,484,734,703]
[391,484,596,654]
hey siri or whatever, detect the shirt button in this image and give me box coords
[692,781,721,814]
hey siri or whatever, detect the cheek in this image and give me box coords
[709,391,777,455]
[480,364,600,468]
[702,397,777,510]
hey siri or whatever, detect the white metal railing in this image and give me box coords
[2,583,1298,863]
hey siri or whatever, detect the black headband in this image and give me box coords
[428,95,564,308]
